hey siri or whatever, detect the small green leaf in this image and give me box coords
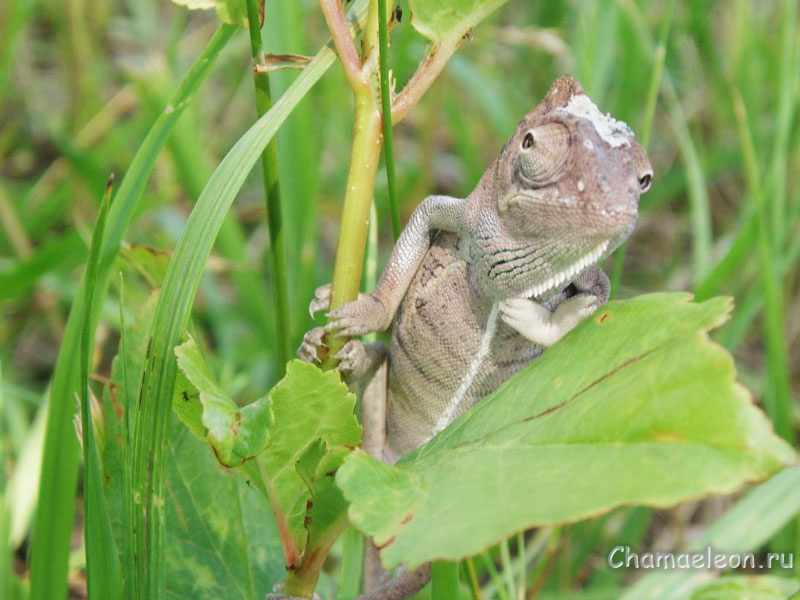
[337,293,796,569]
[410,0,508,45]
[175,338,272,467]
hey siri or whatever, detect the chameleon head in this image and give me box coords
[480,75,653,299]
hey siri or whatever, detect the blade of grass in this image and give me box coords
[129,7,368,595]
[0,363,10,600]
[767,0,798,249]
[28,24,237,600]
[732,91,792,443]
[618,0,713,283]
[135,75,278,361]
[377,0,401,240]
[246,0,292,370]
[80,176,123,599]
[499,539,515,597]
[610,0,673,296]
[432,561,459,600]
[262,0,321,341]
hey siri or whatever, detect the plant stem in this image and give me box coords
[319,0,367,88]
[391,38,459,124]
[324,94,383,365]
[246,0,292,372]
[376,0,400,239]
[284,509,352,597]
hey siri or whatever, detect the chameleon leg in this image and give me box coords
[500,295,598,347]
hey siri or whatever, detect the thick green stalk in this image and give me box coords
[246,0,292,371]
[324,94,383,364]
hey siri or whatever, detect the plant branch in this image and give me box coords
[319,0,367,89]
[391,38,460,124]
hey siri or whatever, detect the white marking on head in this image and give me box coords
[562,94,633,148]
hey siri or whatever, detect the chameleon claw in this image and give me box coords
[309,284,332,318]
[297,327,327,364]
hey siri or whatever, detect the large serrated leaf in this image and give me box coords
[164,421,283,600]
[337,293,796,569]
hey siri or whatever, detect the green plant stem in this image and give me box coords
[336,527,365,599]
[245,0,292,372]
[376,0,400,240]
[285,510,352,598]
[324,95,383,365]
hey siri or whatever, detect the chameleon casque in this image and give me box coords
[300,75,653,469]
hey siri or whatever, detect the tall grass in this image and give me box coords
[1,0,797,598]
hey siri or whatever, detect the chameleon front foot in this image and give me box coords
[501,294,598,347]
[326,294,392,336]
[297,327,327,365]
[307,283,391,337]
[297,327,374,381]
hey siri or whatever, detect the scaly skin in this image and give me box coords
[301,75,653,463]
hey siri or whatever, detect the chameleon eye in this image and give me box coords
[517,122,571,187]
[638,172,652,192]
[522,132,535,149]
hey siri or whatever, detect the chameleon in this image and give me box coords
[300,75,653,468]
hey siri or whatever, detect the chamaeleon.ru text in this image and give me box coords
[607,545,794,570]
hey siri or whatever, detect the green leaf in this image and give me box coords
[410,0,508,45]
[337,293,796,569]
[690,575,800,600]
[175,338,272,467]
[164,419,284,600]
[174,355,361,566]
[251,360,360,562]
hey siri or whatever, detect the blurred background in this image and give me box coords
[1,0,797,596]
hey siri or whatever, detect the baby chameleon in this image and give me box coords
[299,75,653,465]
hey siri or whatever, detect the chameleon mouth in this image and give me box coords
[522,239,610,299]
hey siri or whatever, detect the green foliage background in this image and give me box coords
[0,0,798,598]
